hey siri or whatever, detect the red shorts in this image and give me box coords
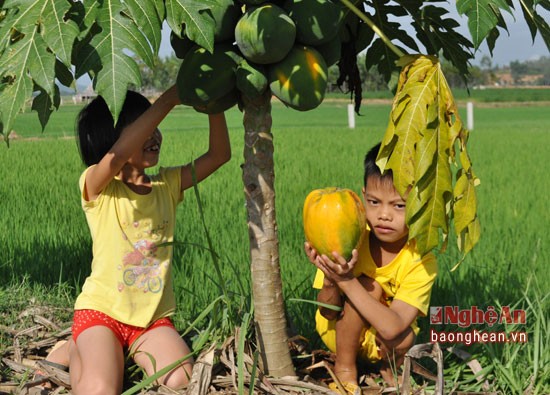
[72,309,175,348]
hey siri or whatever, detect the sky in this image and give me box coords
[442,5,549,67]
[157,5,549,68]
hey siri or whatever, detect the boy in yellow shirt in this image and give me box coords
[305,143,438,393]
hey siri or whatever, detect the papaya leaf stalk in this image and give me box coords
[339,0,405,59]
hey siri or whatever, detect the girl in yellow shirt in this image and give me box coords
[44,86,231,394]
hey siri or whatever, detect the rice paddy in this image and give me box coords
[1,95,548,393]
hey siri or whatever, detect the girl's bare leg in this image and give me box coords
[70,326,125,395]
[131,325,194,389]
[44,339,70,367]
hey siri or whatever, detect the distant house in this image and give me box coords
[519,74,544,85]
[494,71,514,86]
[494,69,545,86]
[74,84,96,104]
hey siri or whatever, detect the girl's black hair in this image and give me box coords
[76,91,152,166]
[363,142,393,187]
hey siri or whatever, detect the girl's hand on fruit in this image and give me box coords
[316,249,358,284]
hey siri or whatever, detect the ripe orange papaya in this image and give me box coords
[303,187,366,260]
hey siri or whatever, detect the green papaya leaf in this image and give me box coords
[518,0,550,51]
[125,0,164,54]
[414,5,474,80]
[42,0,80,67]
[72,0,157,123]
[72,0,96,41]
[0,0,77,140]
[165,0,216,53]
[55,59,75,89]
[0,26,55,140]
[32,85,60,132]
[457,0,511,49]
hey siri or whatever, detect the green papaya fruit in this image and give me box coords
[236,59,268,98]
[170,31,195,59]
[235,4,296,64]
[315,35,341,67]
[284,0,341,45]
[176,44,239,107]
[210,0,243,42]
[268,45,328,111]
[194,89,240,114]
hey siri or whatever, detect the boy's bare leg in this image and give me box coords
[334,298,366,384]
[334,276,382,385]
[377,328,415,386]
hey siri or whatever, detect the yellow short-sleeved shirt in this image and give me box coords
[74,166,183,328]
[313,230,438,362]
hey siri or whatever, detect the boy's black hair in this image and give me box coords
[363,142,393,187]
[76,91,151,166]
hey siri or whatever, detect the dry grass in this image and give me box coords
[0,305,444,395]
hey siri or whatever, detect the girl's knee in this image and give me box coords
[161,362,193,389]
[71,379,121,395]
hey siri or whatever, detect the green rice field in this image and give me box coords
[1,97,549,393]
[351,87,550,102]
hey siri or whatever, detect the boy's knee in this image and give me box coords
[339,299,367,327]
[320,307,340,321]
[377,328,416,361]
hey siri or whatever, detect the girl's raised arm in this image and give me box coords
[84,86,180,201]
[179,112,231,191]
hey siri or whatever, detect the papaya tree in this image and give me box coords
[1,0,549,379]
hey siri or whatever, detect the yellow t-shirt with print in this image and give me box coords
[74,166,183,328]
[313,230,438,361]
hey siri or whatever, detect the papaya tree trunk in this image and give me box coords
[241,90,295,377]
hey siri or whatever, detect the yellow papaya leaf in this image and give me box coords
[409,103,453,253]
[452,218,481,271]
[453,169,478,233]
[377,54,480,259]
[459,143,473,172]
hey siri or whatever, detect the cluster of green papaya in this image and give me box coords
[172,0,353,113]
